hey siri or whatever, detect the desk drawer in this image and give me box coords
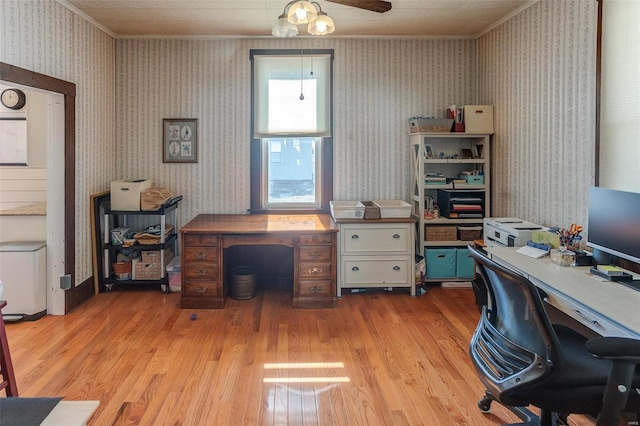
[341,225,410,254]
[223,235,293,248]
[298,279,332,297]
[183,281,219,297]
[299,245,332,262]
[299,234,334,245]
[183,234,218,246]
[184,246,218,263]
[540,284,635,338]
[183,262,219,280]
[342,257,410,286]
[299,262,332,279]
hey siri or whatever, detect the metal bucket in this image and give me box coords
[229,265,257,300]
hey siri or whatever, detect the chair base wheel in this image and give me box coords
[479,396,492,413]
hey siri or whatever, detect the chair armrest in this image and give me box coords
[585,337,640,425]
[585,337,640,361]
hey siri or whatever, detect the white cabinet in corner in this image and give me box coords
[335,219,415,297]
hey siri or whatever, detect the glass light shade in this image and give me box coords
[307,13,335,36]
[287,1,317,25]
[272,14,299,37]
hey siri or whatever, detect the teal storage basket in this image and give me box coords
[456,248,475,278]
[425,248,457,278]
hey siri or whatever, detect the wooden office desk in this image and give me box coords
[179,214,338,309]
[487,247,640,339]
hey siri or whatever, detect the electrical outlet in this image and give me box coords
[60,274,71,290]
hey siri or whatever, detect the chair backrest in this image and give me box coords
[467,245,560,401]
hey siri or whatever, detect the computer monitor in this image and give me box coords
[587,187,640,264]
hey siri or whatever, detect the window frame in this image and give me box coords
[249,49,334,214]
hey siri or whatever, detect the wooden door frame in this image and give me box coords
[0,62,78,313]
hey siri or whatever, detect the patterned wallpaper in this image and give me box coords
[0,0,116,283]
[1,0,598,289]
[478,0,597,228]
[115,38,478,224]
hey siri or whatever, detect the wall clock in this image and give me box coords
[1,88,26,110]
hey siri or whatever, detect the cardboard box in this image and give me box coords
[464,105,494,134]
[110,179,152,211]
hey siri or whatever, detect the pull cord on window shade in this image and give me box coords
[253,54,331,138]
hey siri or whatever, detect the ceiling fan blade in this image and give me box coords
[325,0,392,13]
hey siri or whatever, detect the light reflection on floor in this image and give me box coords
[262,361,350,422]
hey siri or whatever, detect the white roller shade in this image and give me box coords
[599,0,640,192]
[253,54,331,138]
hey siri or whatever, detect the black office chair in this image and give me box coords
[467,245,640,426]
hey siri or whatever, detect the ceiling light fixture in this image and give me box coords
[272,1,335,37]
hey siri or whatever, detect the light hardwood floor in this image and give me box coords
[3,286,594,425]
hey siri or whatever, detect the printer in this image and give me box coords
[484,217,546,247]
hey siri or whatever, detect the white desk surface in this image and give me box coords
[487,247,640,338]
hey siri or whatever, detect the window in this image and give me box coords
[250,49,333,212]
[598,0,640,192]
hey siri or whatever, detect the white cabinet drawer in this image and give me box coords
[341,224,411,254]
[341,257,410,286]
[535,279,637,338]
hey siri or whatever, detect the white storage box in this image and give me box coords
[330,201,365,220]
[110,227,130,245]
[463,105,494,134]
[372,200,411,218]
[166,256,181,292]
[0,241,47,321]
[110,179,152,211]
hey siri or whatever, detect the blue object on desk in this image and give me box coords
[527,241,550,251]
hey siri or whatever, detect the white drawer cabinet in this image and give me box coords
[336,220,415,296]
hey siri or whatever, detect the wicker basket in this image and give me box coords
[134,224,174,245]
[361,201,381,220]
[141,188,173,211]
[457,226,482,241]
[134,262,162,280]
[425,226,457,241]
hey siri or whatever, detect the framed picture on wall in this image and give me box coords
[163,118,197,163]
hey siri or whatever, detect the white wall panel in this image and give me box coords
[478,0,597,228]
[115,37,477,224]
[1,0,598,288]
[1,0,116,284]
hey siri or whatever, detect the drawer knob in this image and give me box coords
[393,266,400,271]
[194,269,208,276]
[351,266,359,271]
[307,266,323,275]
[393,234,400,239]
[308,285,323,293]
[351,234,359,239]
[309,251,321,258]
[194,286,207,293]
[194,252,208,260]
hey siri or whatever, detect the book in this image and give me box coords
[452,204,482,211]
[596,265,626,276]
